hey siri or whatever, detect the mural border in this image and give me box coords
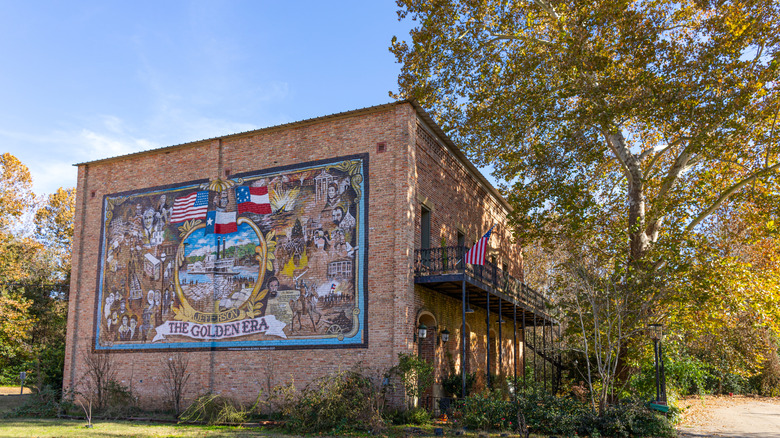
[91,153,369,353]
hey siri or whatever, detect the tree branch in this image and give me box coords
[685,161,780,232]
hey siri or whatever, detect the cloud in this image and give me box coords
[80,129,155,159]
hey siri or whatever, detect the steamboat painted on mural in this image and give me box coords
[94,155,368,350]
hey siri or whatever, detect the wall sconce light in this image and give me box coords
[415,323,428,342]
[439,328,450,345]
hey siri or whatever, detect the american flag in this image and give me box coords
[464,225,494,265]
[170,191,209,223]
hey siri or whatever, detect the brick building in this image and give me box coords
[63,100,556,408]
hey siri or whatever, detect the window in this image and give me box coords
[421,206,431,250]
[457,231,465,248]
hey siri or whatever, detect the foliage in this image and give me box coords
[442,371,476,398]
[392,0,780,401]
[456,389,674,437]
[0,153,35,232]
[457,389,515,431]
[0,287,35,378]
[34,187,75,279]
[386,406,431,425]
[179,394,248,425]
[99,380,136,419]
[0,154,74,393]
[6,386,62,418]
[631,346,711,401]
[390,352,434,402]
[284,367,386,434]
[589,399,676,438]
[265,380,298,419]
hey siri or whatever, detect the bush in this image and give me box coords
[585,399,676,438]
[454,389,674,437]
[631,353,711,399]
[457,389,513,431]
[406,406,432,425]
[99,380,136,418]
[390,353,434,403]
[285,368,386,434]
[179,393,248,425]
[7,386,62,418]
[442,372,476,398]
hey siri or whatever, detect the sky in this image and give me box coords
[1,1,487,197]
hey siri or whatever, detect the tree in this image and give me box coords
[0,154,73,389]
[0,152,35,232]
[392,0,780,396]
[0,287,35,377]
[35,187,76,279]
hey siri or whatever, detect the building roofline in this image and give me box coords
[74,99,511,212]
[406,100,512,213]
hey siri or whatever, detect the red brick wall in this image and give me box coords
[412,122,523,279]
[63,101,528,409]
[64,103,422,407]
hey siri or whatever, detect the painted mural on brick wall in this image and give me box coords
[95,156,367,350]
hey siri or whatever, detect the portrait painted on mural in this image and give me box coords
[94,155,368,350]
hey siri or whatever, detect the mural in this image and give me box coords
[94,155,368,350]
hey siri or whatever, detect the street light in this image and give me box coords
[648,323,667,410]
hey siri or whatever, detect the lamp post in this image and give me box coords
[648,323,667,408]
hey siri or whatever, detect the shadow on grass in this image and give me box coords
[0,394,31,416]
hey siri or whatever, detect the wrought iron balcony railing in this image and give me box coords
[414,246,548,314]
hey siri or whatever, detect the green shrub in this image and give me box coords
[7,386,62,418]
[99,380,136,418]
[442,372,476,398]
[457,389,513,431]
[454,389,674,437]
[387,406,432,425]
[179,393,248,425]
[585,400,675,438]
[285,368,386,434]
[390,353,434,402]
[631,353,711,399]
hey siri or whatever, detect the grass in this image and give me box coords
[0,418,546,438]
[0,419,283,437]
[0,394,32,416]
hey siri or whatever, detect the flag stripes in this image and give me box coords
[170,191,209,223]
[464,225,494,265]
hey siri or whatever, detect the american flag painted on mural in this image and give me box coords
[170,191,209,223]
[464,225,495,265]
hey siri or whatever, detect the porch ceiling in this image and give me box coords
[414,274,555,326]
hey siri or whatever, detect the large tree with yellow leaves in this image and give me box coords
[392,0,780,399]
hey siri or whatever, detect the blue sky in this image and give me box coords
[2,1,459,196]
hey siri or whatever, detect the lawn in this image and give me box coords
[0,419,283,437]
[0,418,540,437]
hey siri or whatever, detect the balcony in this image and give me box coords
[414,246,555,326]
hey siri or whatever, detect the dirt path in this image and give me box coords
[677,395,780,437]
